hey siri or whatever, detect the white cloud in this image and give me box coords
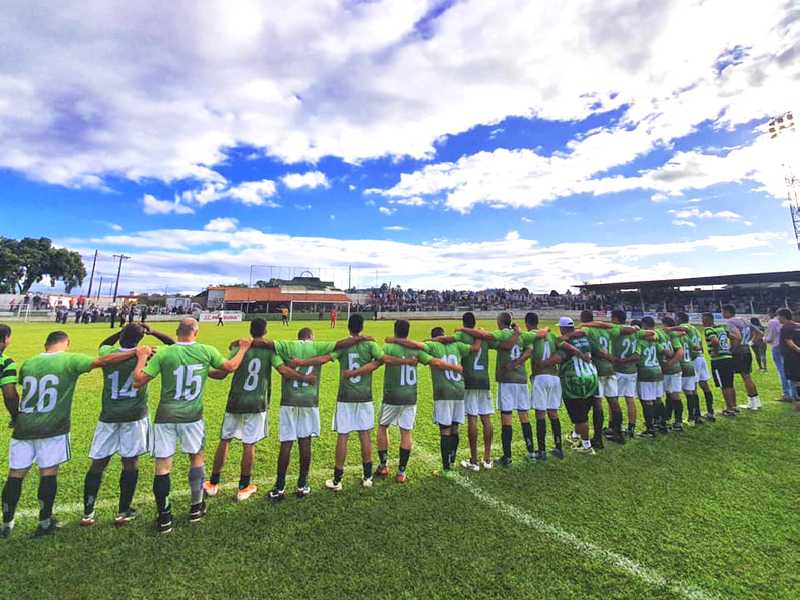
[521,217,534,223]
[392,196,426,206]
[294,204,312,210]
[281,171,330,190]
[142,194,194,215]
[204,217,239,232]
[348,184,356,191]
[378,206,396,216]
[110,223,123,231]
[180,179,278,207]
[384,225,409,231]
[668,208,745,221]
[505,230,520,241]
[672,219,697,228]
[650,193,669,203]
[64,225,788,292]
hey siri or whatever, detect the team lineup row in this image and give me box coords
[0,307,761,537]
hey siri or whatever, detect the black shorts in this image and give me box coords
[711,359,735,389]
[732,347,752,375]
[564,396,592,425]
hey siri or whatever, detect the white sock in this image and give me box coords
[582,439,592,449]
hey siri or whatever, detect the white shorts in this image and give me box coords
[694,357,710,382]
[656,381,665,398]
[279,406,320,442]
[379,404,417,431]
[332,402,374,434]
[497,382,530,413]
[464,389,493,416]
[433,400,465,426]
[682,375,697,392]
[597,374,619,398]
[221,411,267,445]
[532,374,562,411]
[638,382,660,402]
[90,416,152,459]
[663,374,682,394]
[615,372,637,398]
[9,434,71,470]
[153,420,205,458]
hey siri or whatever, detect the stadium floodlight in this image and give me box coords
[769,111,800,251]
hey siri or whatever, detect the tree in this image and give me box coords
[0,237,87,293]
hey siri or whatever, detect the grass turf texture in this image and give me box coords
[0,319,797,600]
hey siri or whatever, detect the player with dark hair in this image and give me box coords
[205,319,313,502]
[609,309,640,437]
[777,308,800,404]
[325,314,384,491]
[2,331,133,538]
[659,316,686,432]
[702,313,739,417]
[722,304,761,410]
[80,324,177,528]
[676,312,715,422]
[636,320,663,438]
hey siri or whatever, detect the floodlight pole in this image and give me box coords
[768,111,799,250]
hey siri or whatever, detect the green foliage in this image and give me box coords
[0,237,87,293]
[0,320,796,600]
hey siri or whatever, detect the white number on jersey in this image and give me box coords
[444,354,462,382]
[643,346,658,368]
[620,338,634,359]
[347,352,361,384]
[242,358,262,392]
[173,364,204,401]
[399,364,417,386]
[472,347,484,371]
[20,375,59,414]
[510,345,522,360]
[108,371,136,400]
[574,359,596,378]
[292,366,314,388]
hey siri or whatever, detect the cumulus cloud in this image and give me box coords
[505,230,520,241]
[384,225,408,231]
[204,217,239,232]
[142,194,194,215]
[378,206,396,216]
[181,179,278,208]
[281,171,329,190]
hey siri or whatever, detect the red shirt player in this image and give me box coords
[330,307,337,328]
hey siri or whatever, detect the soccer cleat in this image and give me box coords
[550,448,565,459]
[671,422,684,432]
[481,459,494,470]
[361,477,374,488]
[639,429,656,439]
[693,416,705,425]
[626,427,636,439]
[324,479,343,492]
[732,407,741,414]
[156,511,173,534]
[722,409,737,418]
[268,487,285,502]
[203,481,219,497]
[460,460,480,472]
[591,439,604,450]
[496,456,513,467]
[236,484,258,503]
[1,521,14,539]
[751,397,762,411]
[602,426,614,437]
[296,485,311,498]
[533,450,547,461]
[705,412,716,422]
[189,501,207,523]
[374,465,390,479]
[114,509,138,527]
[573,445,596,455]
[526,451,537,461]
[34,518,62,538]
[394,472,408,484]
[80,512,96,527]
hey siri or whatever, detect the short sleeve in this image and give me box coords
[453,331,466,344]
[274,340,290,361]
[330,349,342,362]
[70,353,95,374]
[0,357,17,386]
[98,345,116,358]
[142,350,161,378]
[491,330,506,342]
[270,351,284,369]
[518,331,534,348]
[422,341,436,355]
[458,342,472,358]
[207,345,225,369]
[417,351,433,366]
[370,342,384,361]
[227,344,239,360]
[314,341,337,355]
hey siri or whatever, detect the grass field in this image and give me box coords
[0,319,797,600]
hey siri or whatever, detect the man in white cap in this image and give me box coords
[556,317,598,455]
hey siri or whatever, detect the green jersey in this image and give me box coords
[98,345,147,423]
[557,335,598,400]
[675,333,695,377]
[521,330,559,377]
[382,343,432,406]
[704,325,733,360]
[423,341,471,401]
[143,342,226,423]
[585,326,618,377]
[636,334,663,382]
[611,329,639,375]
[491,329,527,384]
[275,340,336,408]
[15,352,94,440]
[226,344,283,414]
[453,332,489,390]
[684,324,703,360]
[0,352,18,387]
[332,340,383,403]
[660,331,683,375]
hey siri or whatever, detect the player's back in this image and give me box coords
[227,344,280,413]
[382,343,425,405]
[454,331,490,390]
[98,345,147,423]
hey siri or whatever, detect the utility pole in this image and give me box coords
[348,265,352,290]
[96,275,103,301]
[111,254,131,302]
[86,250,98,298]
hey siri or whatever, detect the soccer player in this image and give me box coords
[676,312,716,422]
[0,325,19,437]
[325,314,384,491]
[636,322,664,438]
[702,313,739,417]
[133,318,252,534]
[80,324,176,528]
[517,312,568,459]
[457,312,530,466]
[556,317,598,454]
[454,312,494,470]
[281,306,290,326]
[267,328,371,500]
[609,310,640,438]
[204,318,313,502]
[640,317,671,432]
[722,305,761,410]
[1,331,133,538]
[376,321,432,482]
[660,316,686,432]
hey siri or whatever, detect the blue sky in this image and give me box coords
[1,0,798,294]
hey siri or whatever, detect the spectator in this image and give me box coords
[777,308,800,406]
[767,309,794,402]
[749,317,767,372]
